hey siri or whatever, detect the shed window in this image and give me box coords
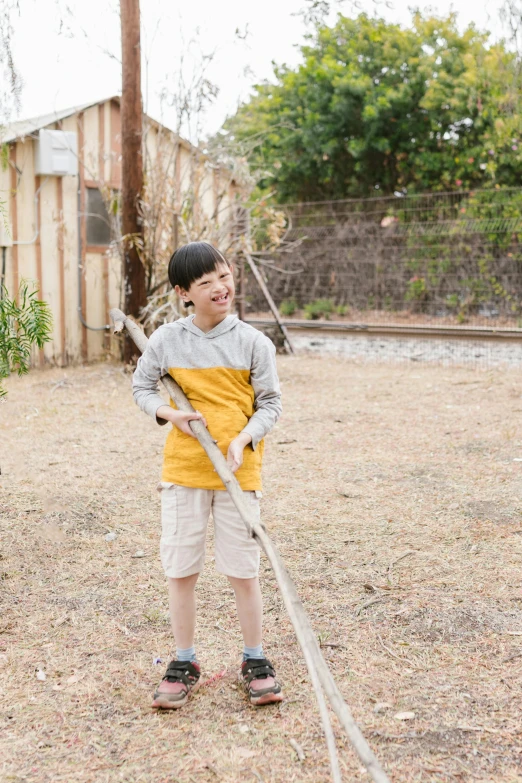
[86,187,111,246]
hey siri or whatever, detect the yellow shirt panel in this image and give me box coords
[161,366,264,491]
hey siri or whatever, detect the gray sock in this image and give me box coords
[243,643,264,662]
[176,645,197,663]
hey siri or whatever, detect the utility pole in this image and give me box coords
[120,0,145,360]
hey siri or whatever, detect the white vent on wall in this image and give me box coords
[34,129,78,176]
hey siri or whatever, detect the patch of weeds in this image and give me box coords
[280,298,298,316]
[317,630,331,646]
[304,299,335,320]
[143,608,167,624]
[405,276,428,304]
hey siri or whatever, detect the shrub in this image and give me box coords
[0,281,53,397]
[405,276,428,303]
[304,298,335,320]
[280,298,298,316]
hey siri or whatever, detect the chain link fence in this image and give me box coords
[245,188,522,329]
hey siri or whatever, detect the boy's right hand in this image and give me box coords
[156,405,207,438]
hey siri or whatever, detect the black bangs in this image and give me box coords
[168,242,229,293]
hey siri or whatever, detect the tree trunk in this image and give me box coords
[120,0,145,361]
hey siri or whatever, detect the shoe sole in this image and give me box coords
[151,679,201,709]
[250,690,284,706]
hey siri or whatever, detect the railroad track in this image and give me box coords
[246,317,522,342]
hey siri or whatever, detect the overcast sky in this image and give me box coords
[7,0,509,141]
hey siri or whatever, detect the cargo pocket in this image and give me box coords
[159,482,178,544]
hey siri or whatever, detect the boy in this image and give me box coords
[132,241,283,709]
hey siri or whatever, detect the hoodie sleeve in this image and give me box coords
[241,332,282,450]
[132,328,169,425]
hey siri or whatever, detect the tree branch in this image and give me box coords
[110,307,390,783]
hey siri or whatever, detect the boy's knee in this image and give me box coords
[168,573,199,589]
[228,575,259,592]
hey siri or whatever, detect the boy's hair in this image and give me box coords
[168,242,230,308]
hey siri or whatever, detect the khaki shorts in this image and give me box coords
[158,483,261,579]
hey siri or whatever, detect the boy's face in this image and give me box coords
[176,262,235,316]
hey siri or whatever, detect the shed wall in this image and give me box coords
[1,99,238,366]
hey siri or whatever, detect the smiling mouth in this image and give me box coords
[212,293,229,302]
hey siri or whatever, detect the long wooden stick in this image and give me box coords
[111,308,390,783]
[244,253,295,354]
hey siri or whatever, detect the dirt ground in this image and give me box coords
[1,354,522,783]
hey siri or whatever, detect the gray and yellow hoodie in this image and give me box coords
[132,314,282,491]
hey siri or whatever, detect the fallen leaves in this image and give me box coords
[236,748,257,759]
[51,672,86,691]
[37,522,66,543]
[394,712,416,721]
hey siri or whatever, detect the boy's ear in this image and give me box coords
[174,284,190,303]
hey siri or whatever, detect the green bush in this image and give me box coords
[446,293,460,310]
[0,281,53,397]
[304,298,335,320]
[280,298,298,316]
[405,276,428,303]
[336,304,349,316]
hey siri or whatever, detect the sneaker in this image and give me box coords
[240,657,283,706]
[152,660,201,709]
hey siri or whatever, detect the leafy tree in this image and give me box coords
[0,281,53,397]
[222,13,522,201]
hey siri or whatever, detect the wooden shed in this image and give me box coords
[0,96,239,365]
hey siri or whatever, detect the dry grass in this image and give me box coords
[1,354,522,783]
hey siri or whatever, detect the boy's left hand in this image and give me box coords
[227,432,252,473]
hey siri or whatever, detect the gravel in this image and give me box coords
[292,333,522,368]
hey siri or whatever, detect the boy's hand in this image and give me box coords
[227,432,252,473]
[156,405,207,438]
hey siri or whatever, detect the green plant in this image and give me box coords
[280,298,298,316]
[0,281,53,397]
[336,303,349,316]
[142,608,166,624]
[446,293,460,310]
[303,298,335,320]
[405,276,428,303]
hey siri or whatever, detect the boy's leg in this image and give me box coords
[152,574,201,709]
[227,575,263,649]
[213,489,283,705]
[153,485,211,709]
[168,573,199,652]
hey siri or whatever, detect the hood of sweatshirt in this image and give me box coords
[178,314,239,339]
